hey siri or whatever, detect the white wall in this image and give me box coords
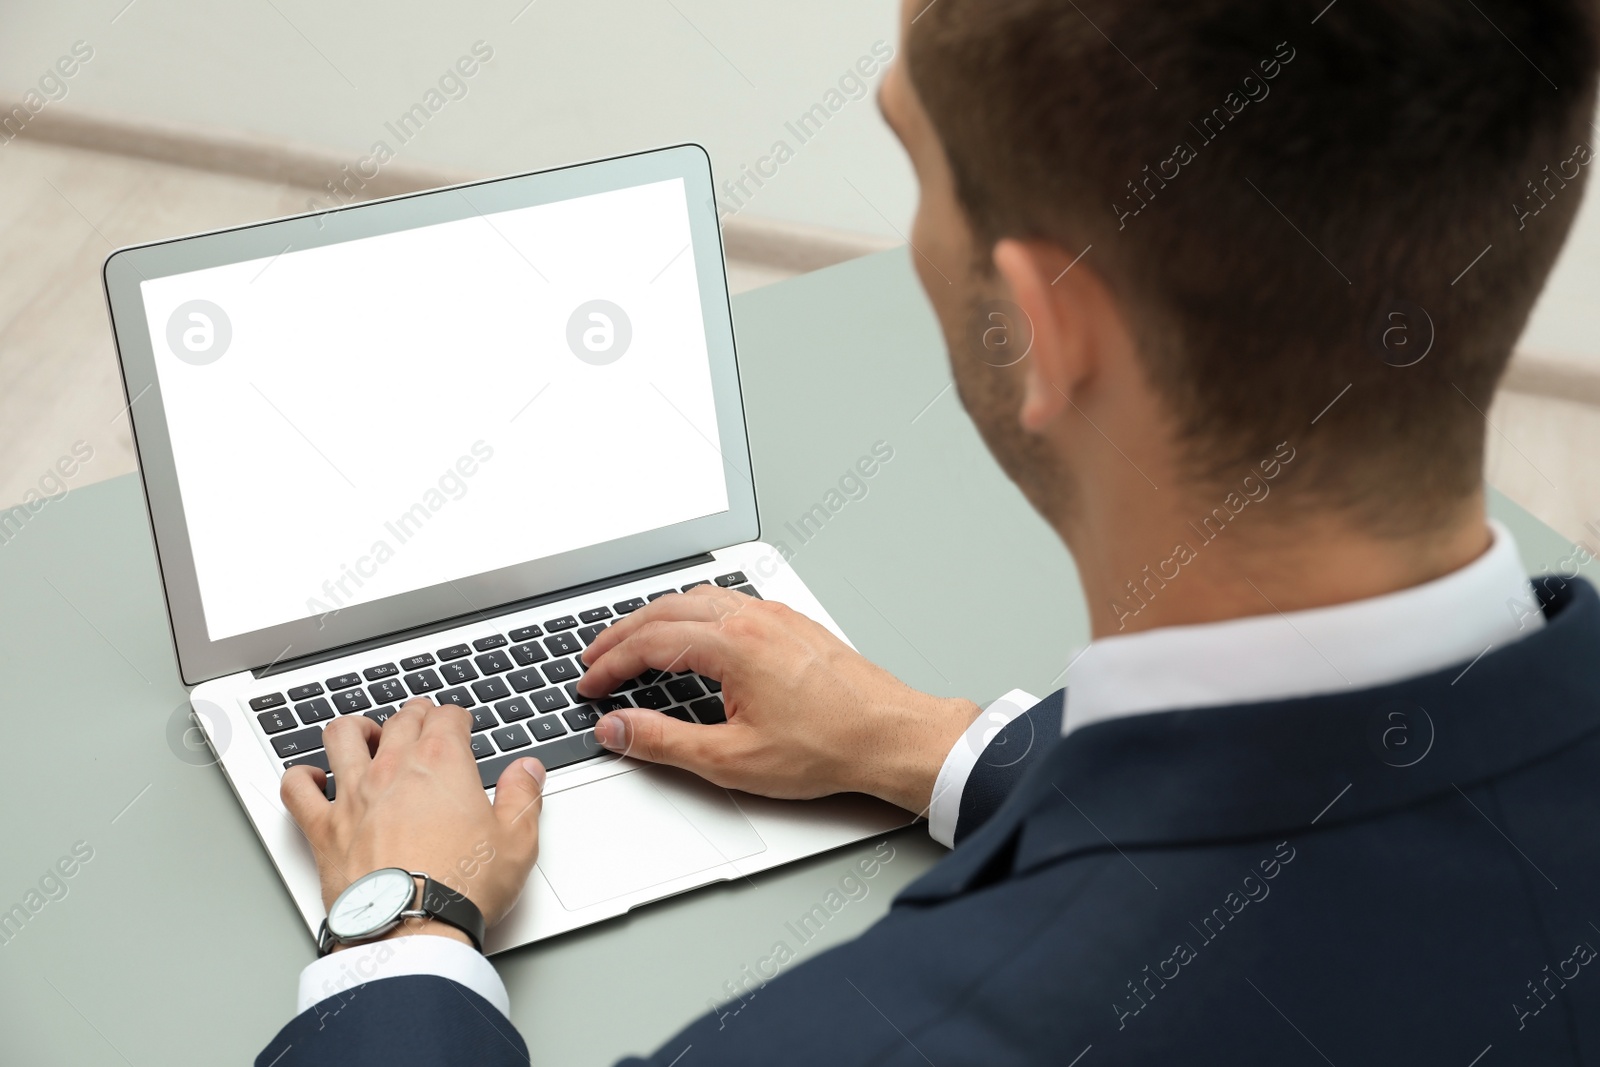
[2,0,1596,365]
[0,0,915,237]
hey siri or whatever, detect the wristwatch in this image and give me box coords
[317,868,486,957]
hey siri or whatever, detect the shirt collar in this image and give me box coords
[1062,520,1540,737]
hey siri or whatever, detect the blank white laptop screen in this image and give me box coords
[138,177,730,642]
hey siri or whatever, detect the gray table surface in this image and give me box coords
[0,248,1588,1066]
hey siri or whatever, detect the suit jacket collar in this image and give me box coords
[901,574,1600,905]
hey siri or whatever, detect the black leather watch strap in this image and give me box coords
[418,876,486,952]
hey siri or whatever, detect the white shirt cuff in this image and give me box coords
[296,934,510,1019]
[926,689,1040,849]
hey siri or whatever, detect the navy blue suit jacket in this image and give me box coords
[259,574,1600,1065]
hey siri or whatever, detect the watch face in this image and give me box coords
[328,869,415,939]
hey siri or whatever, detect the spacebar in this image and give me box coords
[478,731,606,789]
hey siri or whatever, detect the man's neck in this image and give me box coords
[1072,490,1493,640]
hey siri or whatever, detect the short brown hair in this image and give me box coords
[911,0,1599,527]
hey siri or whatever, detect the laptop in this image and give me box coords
[102,144,910,951]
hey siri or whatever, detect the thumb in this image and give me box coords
[493,757,545,832]
[595,709,706,770]
[280,766,332,838]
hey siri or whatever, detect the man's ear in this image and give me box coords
[992,239,1092,434]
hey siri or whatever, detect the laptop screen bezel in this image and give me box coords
[103,144,758,687]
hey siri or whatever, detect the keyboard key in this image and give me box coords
[529,715,568,742]
[615,676,642,691]
[646,590,675,601]
[510,641,548,667]
[249,693,286,711]
[295,698,335,724]
[633,686,671,710]
[288,683,324,701]
[473,634,508,652]
[492,724,532,751]
[404,669,443,695]
[564,705,602,731]
[364,663,399,681]
[544,633,581,657]
[472,677,511,703]
[638,669,667,685]
[509,624,543,642]
[370,679,407,704]
[715,572,747,587]
[496,697,535,722]
[613,597,646,615]
[365,705,399,726]
[323,776,337,801]
[595,696,631,713]
[400,653,436,671]
[438,686,476,708]
[438,644,472,661]
[663,707,694,722]
[477,731,605,789]
[542,658,580,684]
[327,673,361,691]
[701,675,722,693]
[508,667,547,693]
[440,661,479,685]
[682,580,711,592]
[579,606,613,624]
[545,615,578,632]
[530,689,570,714]
[257,708,295,734]
[733,585,762,600]
[475,650,513,675]
[577,623,608,646]
[690,697,727,724]
[272,725,324,758]
[665,677,705,703]
[470,706,498,732]
[284,750,330,773]
[331,689,371,714]
[470,733,496,760]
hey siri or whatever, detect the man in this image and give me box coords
[259,0,1600,1062]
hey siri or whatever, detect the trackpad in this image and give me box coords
[536,766,767,911]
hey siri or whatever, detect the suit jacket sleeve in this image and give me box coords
[255,975,529,1067]
[953,688,1064,844]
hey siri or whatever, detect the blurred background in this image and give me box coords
[2,0,1598,543]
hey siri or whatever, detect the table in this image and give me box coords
[0,248,1588,1065]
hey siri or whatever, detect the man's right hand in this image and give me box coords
[576,585,979,815]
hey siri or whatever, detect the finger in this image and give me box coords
[593,708,718,774]
[582,587,748,665]
[418,701,474,750]
[377,699,430,747]
[281,765,332,837]
[492,757,546,838]
[578,619,730,697]
[322,714,381,791]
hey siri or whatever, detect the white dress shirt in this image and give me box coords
[927,520,1540,845]
[297,520,1541,1013]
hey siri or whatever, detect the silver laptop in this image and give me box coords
[102,144,909,952]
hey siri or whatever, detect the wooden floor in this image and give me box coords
[3,136,1598,552]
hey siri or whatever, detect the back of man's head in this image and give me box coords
[910,0,1600,532]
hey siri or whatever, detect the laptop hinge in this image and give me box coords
[253,552,718,679]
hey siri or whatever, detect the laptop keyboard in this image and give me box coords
[247,572,760,798]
